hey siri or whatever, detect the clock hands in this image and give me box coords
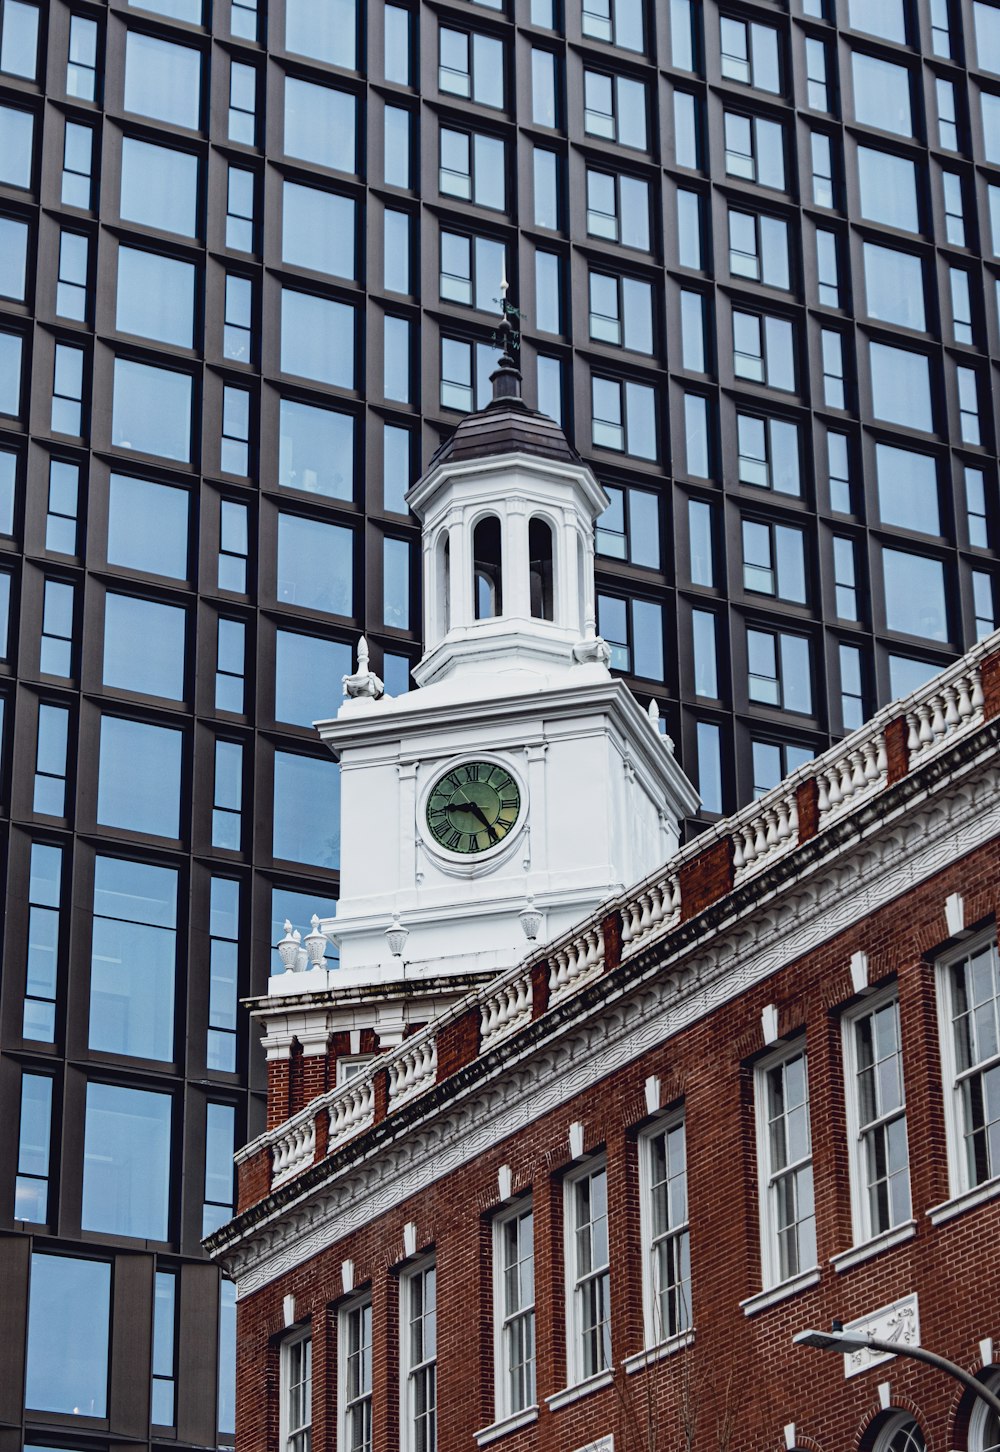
[451,794,498,842]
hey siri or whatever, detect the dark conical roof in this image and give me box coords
[428,298,583,470]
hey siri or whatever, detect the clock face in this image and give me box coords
[426,761,522,855]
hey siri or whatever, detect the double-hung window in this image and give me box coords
[439,127,505,210]
[720,16,780,92]
[586,169,649,249]
[281,1330,312,1452]
[747,627,812,713]
[493,1202,535,1420]
[728,209,789,288]
[755,1046,816,1287]
[844,991,911,1243]
[340,1297,372,1452]
[565,1160,611,1385]
[401,1259,436,1452]
[939,933,1000,1194]
[583,69,646,148]
[640,1117,691,1346]
[732,310,795,391]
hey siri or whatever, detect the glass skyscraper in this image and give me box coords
[0,0,998,1445]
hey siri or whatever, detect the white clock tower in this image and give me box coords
[315,312,698,988]
[256,310,698,1055]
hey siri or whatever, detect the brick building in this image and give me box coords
[209,363,1000,1452]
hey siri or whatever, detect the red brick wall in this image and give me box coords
[234,836,1000,1452]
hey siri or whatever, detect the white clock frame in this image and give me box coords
[416,752,530,878]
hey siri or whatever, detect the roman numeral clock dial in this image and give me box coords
[426,761,521,856]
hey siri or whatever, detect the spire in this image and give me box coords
[488,266,523,406]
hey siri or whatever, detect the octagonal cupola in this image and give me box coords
[407,302,611,690]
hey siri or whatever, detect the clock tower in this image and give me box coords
[309,306,699,996]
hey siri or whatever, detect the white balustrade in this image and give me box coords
[905,667,984,766]
[388,1037,437,1106]
[548,925,605,1006]
[480,970,533,1054]
[732,791,798,883]
[327,1078,375,1154]
[271,1117,316,1188]
[816,735,887,825]
[620,874,681,957]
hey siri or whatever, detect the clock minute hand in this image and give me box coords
[453,798,498,841]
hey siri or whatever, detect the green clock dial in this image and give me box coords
[426,761,521,855]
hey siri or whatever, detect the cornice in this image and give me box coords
[217,738,1000,1298]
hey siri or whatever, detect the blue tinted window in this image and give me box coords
[24,843,61,1042]
[218,1281,237,1438]
[1,0,38,78]
[275,631,351,726]
[852,52,912,137]
[0,104,32,188]
[130,0,201,20]
[97,716,183,837]
[857,146,918,232]
[888,653,937,697]
[82,1082,172,1239]
[384,424,412,513]
[279,399,354,498]
[203,1102,236,1235]
[280,290,355,388]
[0,568,10,656]
[104,593,186,699]
[113,359,192,462]
[277,513,353,616]
[34,703,69,816]
[870,342,932,429]
[124,31,201,128]
[26,1255,110,1416]
[284,76,356,171]
[0,215,28,300]
[383,653,410,695]
[120,138,199,238]
[90,855,177,1060]
[876,443,939,534]
[0,449,14,533]
[286,0,355,67]
[116,247,196,348]
[282,181,355,280]
[108,474,189,578]
[864,242,924,330]
[15,1072,52,1222]
[883,548,948,641]
[271,885,338,962]
[152,1269,177,1424]
[273,751,340,867]
[384,536,410,628]
[208,877,240,1072]
[696,721,722,814]
[0,330,22,416]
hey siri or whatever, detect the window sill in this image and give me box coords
[622,1329,695,1375]
[740,1266,821,1317]
[474,1406,539,1445]
[545,1369,614,1411]
[928,1175,1000,1226]
[830,1220,916,1273]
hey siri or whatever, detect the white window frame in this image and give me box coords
[638,1112,691,1349]
[842,986,911,1246]
[492,1198,536,1422]
[754,1042,817,1290]
[400,1255,436,1452]
[336,1056,373,1086]
[338,1294,372,1452]
[936,928,1000,1198]
[563,1156,611,1387]
[279,1326,312,1452]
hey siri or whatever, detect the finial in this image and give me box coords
[519,894,543,942]
[277,921,302,973]
[384,912,409,959]
[489,274,523,405]
[647,698,660,724]
[343,633,386,700]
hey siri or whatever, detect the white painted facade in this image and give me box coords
[261,396,698,1029]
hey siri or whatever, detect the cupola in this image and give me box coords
[407,298,611,689]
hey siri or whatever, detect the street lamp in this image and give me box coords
[793,1325,1000,1421]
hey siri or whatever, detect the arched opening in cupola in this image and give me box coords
[436,530,450,634]
[529,517,555,621]
[473,516,503,619]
